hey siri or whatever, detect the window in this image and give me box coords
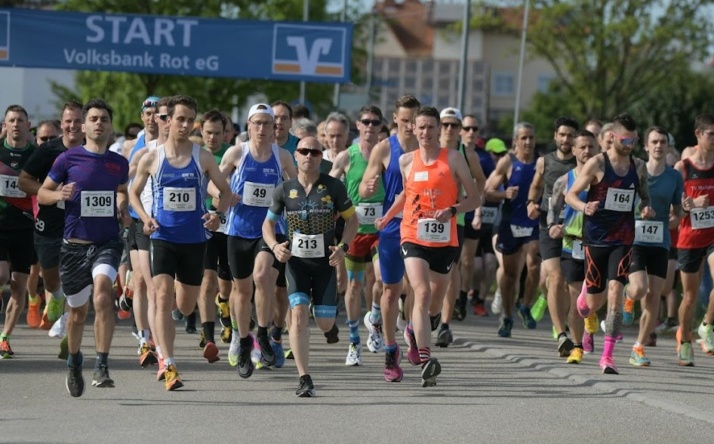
[492,72,514,96]
[404,75,416,89]
[537,75,555,93]
[421,60,434,74]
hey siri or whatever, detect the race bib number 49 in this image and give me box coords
[81,191,114,217]
[163,187,196,211]
[691,207,714,230]
[417,218,450,243]
[243,182,274,207]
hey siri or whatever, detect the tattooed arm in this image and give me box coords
[547,174,567,227]
[636,158,651,211]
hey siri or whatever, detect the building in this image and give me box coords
[370,0,556,129]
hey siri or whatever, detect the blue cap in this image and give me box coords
[142,96,160,110]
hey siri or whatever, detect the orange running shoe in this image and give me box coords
[26,298,41,328]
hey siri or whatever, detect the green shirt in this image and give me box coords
[345,144,384,234]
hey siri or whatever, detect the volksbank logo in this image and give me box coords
[272,24,346,78]
[0,11,9,61]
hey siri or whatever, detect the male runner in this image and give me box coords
[273,101,300,155]
[38,99,129,396]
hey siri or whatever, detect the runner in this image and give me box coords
[548,129,599,364]
[361,95,420,382]
[19,102,84,335]
[272,101,300,155]
[329,105,385,364]
[218,103,297,377]
[0,105,37,358]
[527,117,578,355]
[566,113,654,374]
[674,113,714,365]
[485,123,540,337]
[262,136,358,396]
[37,99,129,396]
[622,126,683,366]
[130,95,234,390]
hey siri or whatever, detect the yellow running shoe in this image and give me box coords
[164,364,183,391]
[566,347,583,364]
[584,312,598,335]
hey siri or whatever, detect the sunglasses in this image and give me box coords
[360,119,382,127]
[157,114,168,121]
[462,126,479,132]
[614,132,638,146]
[39,136,56,142]
[442,122,461,129]
[126,133,139,140]
[296,148,323,157]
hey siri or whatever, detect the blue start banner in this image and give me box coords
[0,8,353,83]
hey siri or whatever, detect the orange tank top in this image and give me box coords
[400,148,459,247]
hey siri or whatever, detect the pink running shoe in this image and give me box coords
[583,331,594,354]
[599,356,619,374]
[384,347,403,382]
[403,328,420,366]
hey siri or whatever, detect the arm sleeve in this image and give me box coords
[47,152,67,184]
[334,179,355,219]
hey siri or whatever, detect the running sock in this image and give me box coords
[348,319,360,344]
[603,335,616,358]
[0,333,9,341]
[257,325,268,339]
[67,351,82,368]
[218,295,229,303]
[441,323,450,331]
[573,343,583,349]
[558,332,567,340]
[459,290,467,303]
[202,322,216,344]
[239,335,252,348]
[156,346,163,359]
[95,352,108,369]
[28,294,39,304]
[369,303,381,324]
[384,341,397,354]
[139,329,150,347]
[271,325,283,342]
[418,347,431,363]
[164,357,175,367]
[405,323,414,338]
[633,341,642,348]
[231,319,239,330]
[430,313,441,331]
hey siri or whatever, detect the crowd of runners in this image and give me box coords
[1,93,713,398]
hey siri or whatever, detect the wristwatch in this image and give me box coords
[338,242,349,252]
[449,206,457,216]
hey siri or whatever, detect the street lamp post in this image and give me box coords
[513,0,530,125]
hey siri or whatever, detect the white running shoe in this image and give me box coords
[49,312,68,339]
[345,342,363,366]
[491,290,503,315]
[228,333,240,367]
[698,322,714,354]
[364,312,384,353]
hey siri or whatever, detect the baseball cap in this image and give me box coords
[248,103,275,120]
[142,96,160,111]
[440,107,463,122]
[485,138,507,154]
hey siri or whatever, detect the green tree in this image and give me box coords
[49,0,354,129]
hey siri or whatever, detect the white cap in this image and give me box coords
[248,103,275,120]
[440,107,463,121]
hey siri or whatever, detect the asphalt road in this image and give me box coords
[2,308,712,443]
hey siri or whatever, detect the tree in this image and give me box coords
[49,0,354,128]
[473,0,713,120]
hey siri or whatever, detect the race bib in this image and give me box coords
[572,239,584,260]
[80,191,114,217]
[510,225,534,238]
[691,207,714,230]
[481,207,497,225]
[356,203,382,225]
[163,187,196,212]
[417,218,450,243]
[291,233,325,258]
[0,175,25,198]
[57,200,65,210]
[210,210,228,234]
[243,182,274,207]
[604,188,635,212]
[635,220,663,243]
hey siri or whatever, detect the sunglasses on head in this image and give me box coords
[296,148,323,157]
[39,136,56,142]
[360,119,382,127]
[462,126,479,132]
[143,99,158,108]
[615,132,638,146]
[442,122,461,129]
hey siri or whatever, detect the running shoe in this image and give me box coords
[92,365,115,387]
[678,340,694,367]
[203,341,220,364]
[185,312,197,333]
[41,297,65,330]
[27,298,41,328]
[645,332,657,347]
[397,298,407,331]
[404,328,420,365]
[198,331,206,349]
[491,290,503,315]
[454,295,467,321]
[364,312,384,353]
[215,294,230,322]
[228,333,239,367]
[118,293,132,311]
[622,297,635,326]
[384,347,403,382]
[139,343,158,367]
[473,301,488,317]
[0,339,13,359]
[345,342,363,366]
[655,317,678,334]
[171,309,184,321]
[697,322,714,355]
[599,356,619,374]
[324,323,339,344]
[220,326,232,344]
[157,358,166,381]
[58,336,68,360]
[164,364,183,391]
[566,347,583,364]
[576,290,590,318]
[421,358,441,388]
[557,335,574,357]
[582,331,594,354]
[66,365,85,398]
[238,336,255,378]
[271,340,285,368]
[497,317,513,338]
[49,312,68,338]
[256,334,276,367]
[629,345,650,367]
[584,312,598,335]
[530,294,548,322]
[435,325,453,348]
[296,374,315,397]
[518,306,536,329]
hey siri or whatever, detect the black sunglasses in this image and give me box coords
[442,122,461,129]
[39,136,57,142]
[296,148,323,157]
[462,126,479,132]
[360,119,382,127]
[157,114,168,121]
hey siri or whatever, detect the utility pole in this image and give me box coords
[457,0,472,111]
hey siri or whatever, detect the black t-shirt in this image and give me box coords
[0,140,35,230]
[22,137,69,237]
